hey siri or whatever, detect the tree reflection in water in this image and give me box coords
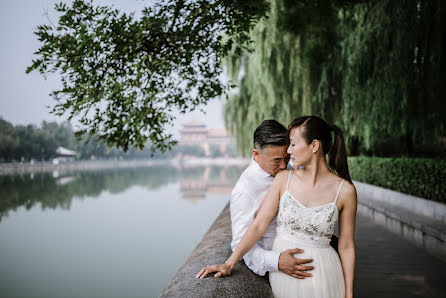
[0,165,245,221]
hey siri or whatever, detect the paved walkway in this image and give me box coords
[354,211,446,297]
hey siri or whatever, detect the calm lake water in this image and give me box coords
[3,164,446,298]
[0,165,244,298]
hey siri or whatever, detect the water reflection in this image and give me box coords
[0,165,243,222]
[180,166,240,203]
[0,164,245,298]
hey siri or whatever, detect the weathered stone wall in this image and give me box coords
[355,181,446,261]
[159,204,273,298]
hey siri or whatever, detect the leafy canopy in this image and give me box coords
[27,0,269,152]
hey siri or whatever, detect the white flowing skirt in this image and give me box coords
[269,235,345,298]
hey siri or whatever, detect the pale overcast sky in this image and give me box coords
[0,0,225,138]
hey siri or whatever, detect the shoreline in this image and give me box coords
[0,158,251,175]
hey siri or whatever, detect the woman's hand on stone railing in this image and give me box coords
[196,262,233,279]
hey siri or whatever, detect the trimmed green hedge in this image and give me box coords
[348,157,446,203]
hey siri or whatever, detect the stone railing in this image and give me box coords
[159,204,273,298]
[355,181,446,261]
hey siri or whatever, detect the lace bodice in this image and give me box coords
[276,171,344,247]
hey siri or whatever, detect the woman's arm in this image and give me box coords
[337,182,358,298]
[196,171,287,279]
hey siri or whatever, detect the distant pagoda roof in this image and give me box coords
[208,128,228,137]
[180,120,208,134]
[182,119,206,128]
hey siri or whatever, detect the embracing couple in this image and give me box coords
[196,116,357,298]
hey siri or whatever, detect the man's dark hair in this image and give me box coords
[253,120,288,150]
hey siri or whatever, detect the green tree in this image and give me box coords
[225,0,446,156]
[0,118,19,162]
[27,0,269,152]
[41,121,77,150]
[12,124,58,161]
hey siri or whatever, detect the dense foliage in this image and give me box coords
[225,0,446,156]
[348,156,446,202]
[0,118,74,161]
[27,0,269,152]
[26,0,446,159]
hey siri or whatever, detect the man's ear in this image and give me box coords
[252,148,260,161]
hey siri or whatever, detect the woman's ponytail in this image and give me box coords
[328,124,352,183]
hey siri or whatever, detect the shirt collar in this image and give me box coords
[250,157,274,179]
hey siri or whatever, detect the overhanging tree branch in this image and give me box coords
[27,0,269,152]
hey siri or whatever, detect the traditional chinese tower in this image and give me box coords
[179,120,231,157]
[179,120,210,155]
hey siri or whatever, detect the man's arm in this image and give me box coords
[230,178,314,277]
[230,190,279,276]
[230,172,314,278]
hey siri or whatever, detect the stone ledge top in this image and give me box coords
[159,204,273,298]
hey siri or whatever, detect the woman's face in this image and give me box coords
[287,126,313,167]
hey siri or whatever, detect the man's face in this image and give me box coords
[253,145,289,176]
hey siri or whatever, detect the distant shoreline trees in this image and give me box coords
[0,118,237,162]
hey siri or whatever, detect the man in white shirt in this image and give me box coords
[230,120,314,279]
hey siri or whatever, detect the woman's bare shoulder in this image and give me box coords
[272,169,291,189]
[275,169,291,180]
[339,180,357,206]
[343,180,357,194]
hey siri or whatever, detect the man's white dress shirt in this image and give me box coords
[230,158,280,276]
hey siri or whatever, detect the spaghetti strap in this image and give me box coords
[334,179,345,203]
[286,170,292,191]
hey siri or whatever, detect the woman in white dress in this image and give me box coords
[197,116,357,298]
